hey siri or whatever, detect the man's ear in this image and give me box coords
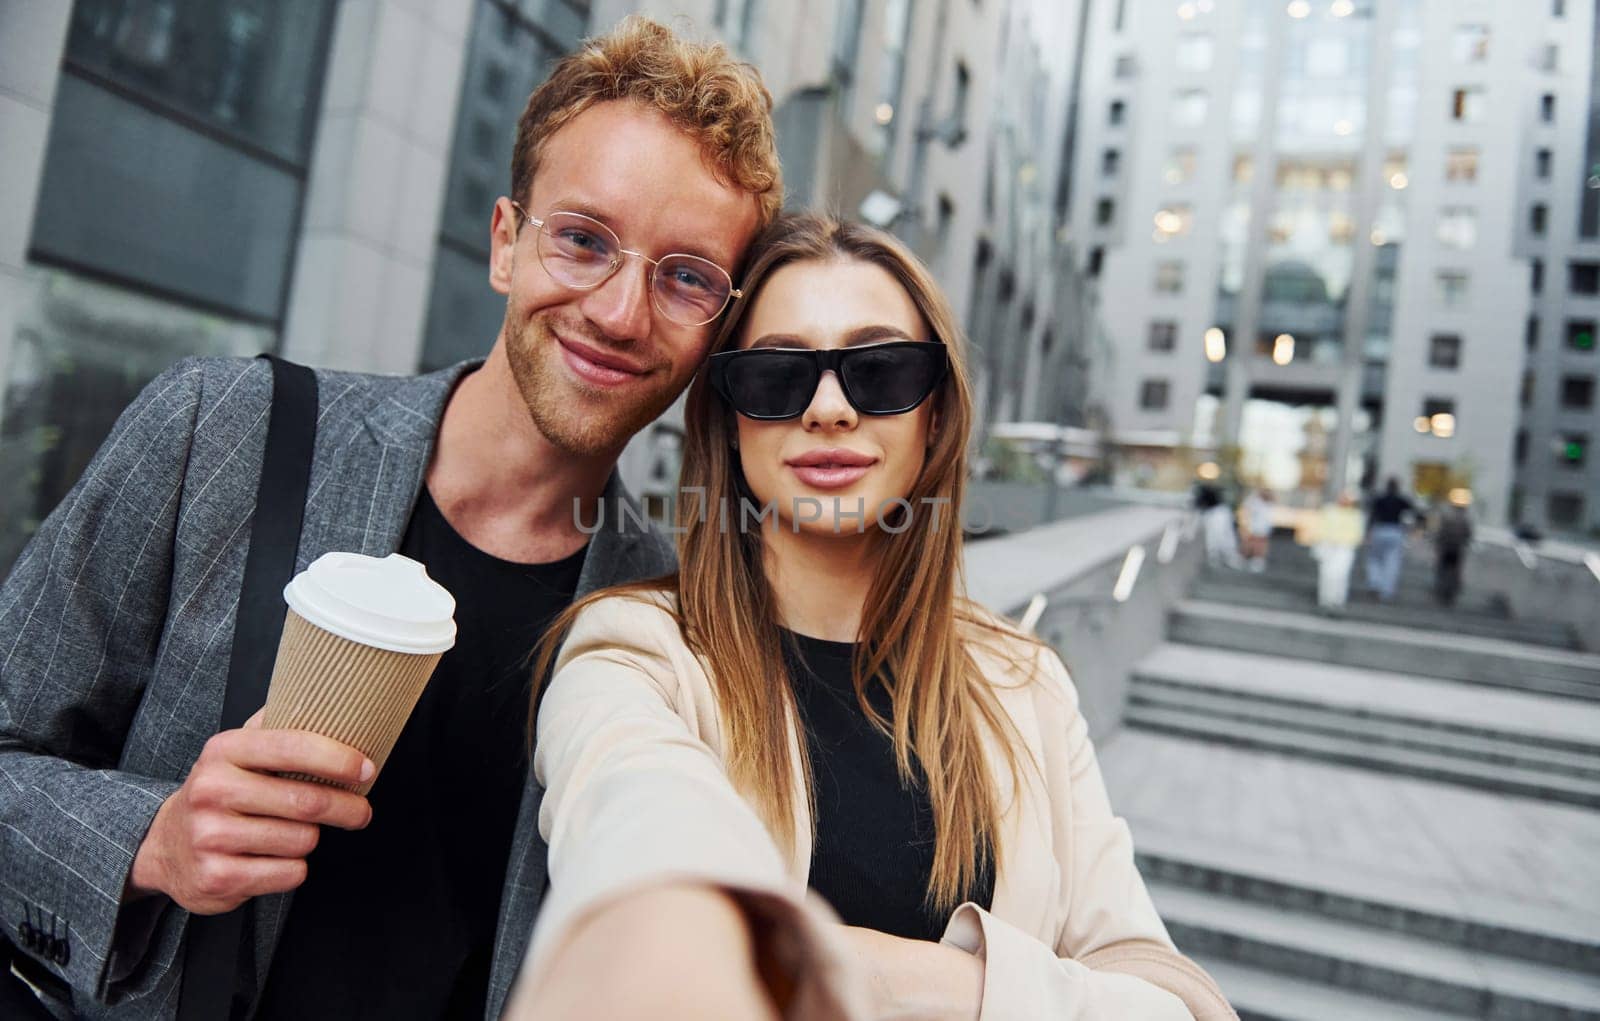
[489,198,518,296]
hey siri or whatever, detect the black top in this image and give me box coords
[1370,492,1415,526]
[783,631,994,943]
[256,488,587,1020]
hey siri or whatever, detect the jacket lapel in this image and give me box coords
[250,361,473,1004]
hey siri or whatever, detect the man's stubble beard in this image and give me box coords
[505,311,689,458]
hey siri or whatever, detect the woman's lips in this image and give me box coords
[558,337,644,387]
[787,464,874,489]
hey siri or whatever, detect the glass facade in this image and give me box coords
[2,0,336,574]
[64,0,331,163]
[1258,6,1373,367]
[0,271,270,570]
[420,0,591,372]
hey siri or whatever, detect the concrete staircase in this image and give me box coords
[1099,535,1600,1019]
[1127,644,1600,809]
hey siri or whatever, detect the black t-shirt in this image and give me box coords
[783,631,994,943]
[256,488,586,1020]
[1369,492,1415,526]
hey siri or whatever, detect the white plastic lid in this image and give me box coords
[283,552,457,654]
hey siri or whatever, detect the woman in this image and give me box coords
[1307,492,1365,610]
[1241,488,1274,572]
[525,213,1234,1019]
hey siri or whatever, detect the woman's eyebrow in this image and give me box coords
[745,325,915,350]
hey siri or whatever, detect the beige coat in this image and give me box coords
[517,591,1235,1020]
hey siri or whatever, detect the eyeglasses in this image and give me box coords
[708,341,948,420]
[511,203,742,327]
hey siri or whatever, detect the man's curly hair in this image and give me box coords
[511,16,783,228]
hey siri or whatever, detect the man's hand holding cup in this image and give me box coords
[130,553,455,916]
[129,713,376,914]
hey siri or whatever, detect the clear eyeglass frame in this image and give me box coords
[509,202,743,327]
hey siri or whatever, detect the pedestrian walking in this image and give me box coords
[1310,493,1365,610]
[1197,483,1244,569]
[1241,488,1275,573]
[1364,477,1415,602]
[1433,494,1475,607]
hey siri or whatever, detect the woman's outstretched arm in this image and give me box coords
[508,593,867,1019]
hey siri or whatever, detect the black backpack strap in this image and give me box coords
[178,354,318,1021]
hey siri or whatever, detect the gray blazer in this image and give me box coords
[0,356,673,1019]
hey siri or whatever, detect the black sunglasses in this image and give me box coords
[707,341,949,421]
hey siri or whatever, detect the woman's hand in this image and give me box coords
[836,925,984,1021]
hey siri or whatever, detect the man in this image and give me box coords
[1432,493,1475,607]
[0,17,799,1019]
[1363,476,1415,602]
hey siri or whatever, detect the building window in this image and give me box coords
[1166,147,1198,185]
[1436,270,1471,306]
[1541,93,1556,122]
[1533,257,1545,292]
[1232,153,1254,184]
[1176,34,1214,72]
[1452,25,1490,63]
[1451,87,1487,122]
[1437,207,1478,249]
[872,0,912,157]
[830,0,866,108]
[1570,262,1600,295]
[1088,246,1105,276]
[1173,89,1209,127]
[1102,148,1121,177]
[935,193,955,252]
[1528,316,1540,350]
[1420,398,1457,437]
[1560,434,1589,467]
[1154,260,1185,294]
[1535,148,1553,179]
[1515,429,1529,464]
[1531,203,1549,236]
[1148,321,1179,352]
[1553,0,1566,15]
[1140,379,1171,410]
[715,0,763,51]
[1114,53,1137,78]
[1561,374,1595,408]
[951,61,971,133]
[1096,197,1116,226]
[1568,319,1597,352]
[1429,334,1462,369]
[1548,491,1585,527]
[1423,397,1456,419]
[1523,371,1536,406]
[1154,204,1194,238]
[1537,43,1559,72]
[1445,148,1479,182]
[1109,99,1126,126]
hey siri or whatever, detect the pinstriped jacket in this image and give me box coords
[0,356,673,1020]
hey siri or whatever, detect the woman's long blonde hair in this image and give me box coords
[537,212,1031,913]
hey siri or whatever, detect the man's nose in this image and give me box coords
[579,254,654,343]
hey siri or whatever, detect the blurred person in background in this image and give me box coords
[524,213,1236,1021]
[1307,492,1365,611]
[1240,488,1275,574]
[1432,492,1476,608]
[0,17,836,1021]
[1363,477,1416,603]
[1196,482,1244,570]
